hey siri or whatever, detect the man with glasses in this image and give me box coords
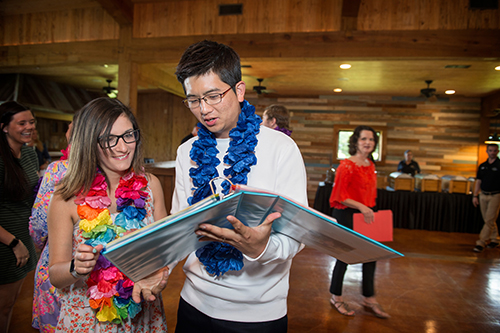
[171,40,308,332]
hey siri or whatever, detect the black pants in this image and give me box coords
[329,207,377,297]
[175,297,288,333]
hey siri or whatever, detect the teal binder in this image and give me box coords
[103,185,403,282]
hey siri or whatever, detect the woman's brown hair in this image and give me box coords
[56,97,144,200]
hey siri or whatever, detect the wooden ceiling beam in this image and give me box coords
[138,64,184,97]
[1,29,498,71]
[0,40,120,68]
[95,0,134,26]
[127,30,500,63]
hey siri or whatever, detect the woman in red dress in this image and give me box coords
[328,125,390,319]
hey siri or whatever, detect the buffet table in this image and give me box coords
[314,183,488,234]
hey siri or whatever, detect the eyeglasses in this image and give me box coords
[98,129,140,149]
[183,86,234,109]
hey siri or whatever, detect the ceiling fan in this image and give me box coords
[103,79,118,98]
[252,78,275,95]
[420,80,437,101]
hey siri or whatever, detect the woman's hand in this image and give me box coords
[359,205,374,224]
[132,266,170,303]
[341,199,374,224]
[12,239,30,267]
[72,244,104,276]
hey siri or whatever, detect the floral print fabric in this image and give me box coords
[55,182,167,332]
[30,160,68,332]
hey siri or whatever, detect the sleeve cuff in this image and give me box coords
[243,237,271,262]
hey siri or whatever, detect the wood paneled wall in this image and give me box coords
[132,0,500,39]
[133,0,342,38]
[2,0,498,45]
[358,0,500,30]
[136,90,197,163]
[138,90,482,204]
[246,95,481,202]
[0,1,119,46]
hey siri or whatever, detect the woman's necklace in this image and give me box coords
[75,170,149,323]
[189,100,261,276]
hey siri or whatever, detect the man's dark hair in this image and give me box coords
[175,40,241,93]
[348,125,379,156]
[487,143,499,149]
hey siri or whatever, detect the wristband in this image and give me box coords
[8,237,19,249]
[69,258,87,279]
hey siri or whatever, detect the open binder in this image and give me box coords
[103,185,403,282]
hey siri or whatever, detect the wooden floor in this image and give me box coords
[10,228,500,332]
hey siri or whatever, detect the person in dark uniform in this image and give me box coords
[397,149,420,176]
[472,144,500,253]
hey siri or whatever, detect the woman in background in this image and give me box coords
[48,97,169,332]
[30,116,76,332]
[0,101,39,333]
[262,104,292,136]
[328,125,390,319]
[28,128,51,172]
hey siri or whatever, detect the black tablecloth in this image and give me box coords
[314,183,488,233]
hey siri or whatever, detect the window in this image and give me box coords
[333,125,387,165]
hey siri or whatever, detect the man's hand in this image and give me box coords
[472,196,479,208]
[196,212,282,258]
[132,266,169,303]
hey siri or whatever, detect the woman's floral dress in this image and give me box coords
[54,178,167,332]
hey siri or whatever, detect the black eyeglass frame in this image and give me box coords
[98,129,140,149]
[182,86,234,109]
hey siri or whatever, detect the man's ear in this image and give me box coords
[235,81,246,102]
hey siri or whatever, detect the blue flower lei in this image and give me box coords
[189,100,261,276]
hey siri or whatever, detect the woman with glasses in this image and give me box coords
[0,101,39,333]
[47,97,169,332]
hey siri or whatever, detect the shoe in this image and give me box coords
[486,242,499,249]
[330,296,355,316]
[473,245,484,253]
[363,301,390,319]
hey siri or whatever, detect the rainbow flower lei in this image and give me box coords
[75,171,149,323]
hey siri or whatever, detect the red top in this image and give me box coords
[329,158,377,209]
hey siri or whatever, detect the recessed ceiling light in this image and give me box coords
[103,64,109,68]
[445,90,456,95]
[495,66,500,71]
[333,88,342,93]
[339,64,351,69]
